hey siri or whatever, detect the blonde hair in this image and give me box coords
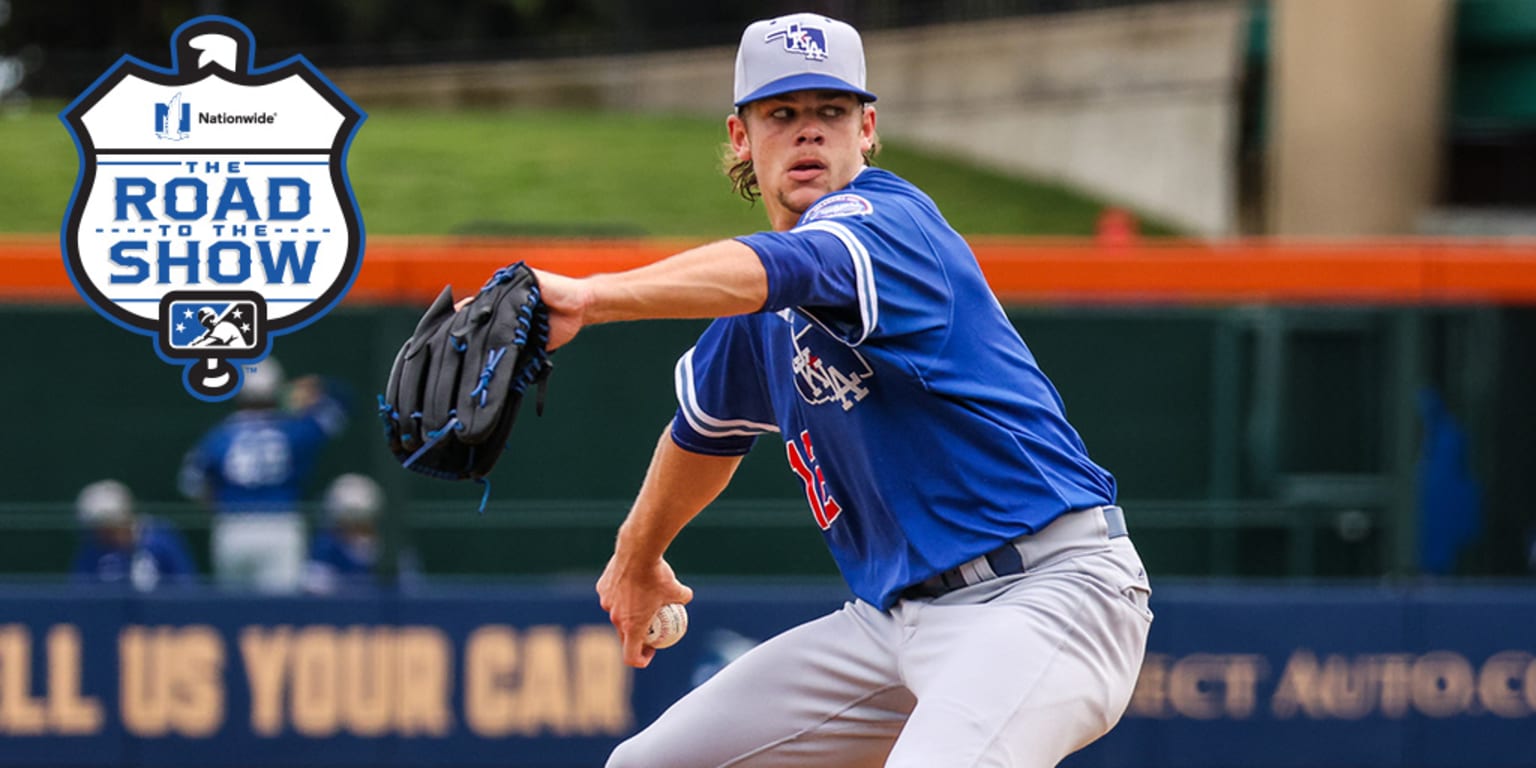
[722,104,881,203]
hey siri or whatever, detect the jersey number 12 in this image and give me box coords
[786,430,842,530]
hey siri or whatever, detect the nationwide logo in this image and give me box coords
[154,92,191,140]
[61,16,365,401]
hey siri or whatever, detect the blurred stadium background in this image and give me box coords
[2,0,1535,766]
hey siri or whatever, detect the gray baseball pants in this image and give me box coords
[607,506,1153,768]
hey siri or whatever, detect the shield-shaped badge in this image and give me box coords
[61,15,364,401]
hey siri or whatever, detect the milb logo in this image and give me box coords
[166,297,262,351]
[61,15,364,401]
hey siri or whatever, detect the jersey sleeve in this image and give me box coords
[670,317,779,456]
[297,381,349,442]
[737,225,873,346]
[175,438,215,500]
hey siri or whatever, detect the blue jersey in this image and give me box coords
[672,168,1115,608]
[303,528,378,593]
[71,519,197,590]
[308,529,376,577]
[179,398,345,514]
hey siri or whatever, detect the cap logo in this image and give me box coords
[765,23,828,61]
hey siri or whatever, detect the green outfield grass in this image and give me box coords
[0,104,1162,237]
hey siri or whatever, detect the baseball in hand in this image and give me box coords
[645,603,688,649]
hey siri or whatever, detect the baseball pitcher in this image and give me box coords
[534,13,1153,768]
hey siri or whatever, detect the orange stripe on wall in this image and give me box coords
[7,235,1536,305]
[0,236,74,300]
[354,237,701,303]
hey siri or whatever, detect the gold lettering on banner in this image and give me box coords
[396,627,452,736]
[119,626,224,737]
[1262,649,1533,721]
[1128,654,1267,720]
[465,625,634,738]
[1318,654,1372,720]
[46,625,102,734]
[1223,655,1265,719]
[243,625,454,737]
[1478,651,1533,719]
[1166,654,1266,720]
[519,626,573,735]
[1127,654,1171,718]
[465,626,518,737]
[175,626,224,737]
[0,624,48,735]
[1272,650,1381,720]
[119,627,166,736]
[570,625,632,735]
[240,625,292,736]
[1374,654,1414,719]
[1412,651,1475,718]
[1168,654,1227,720]
[339,627,393,736]
[1526,657,1536,713]
[291,626,340,737]
[1272,649,1323,719]
[0,625,105,736]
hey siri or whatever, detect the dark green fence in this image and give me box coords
[7,303,1530,581]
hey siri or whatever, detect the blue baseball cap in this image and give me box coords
[734,13,877,108]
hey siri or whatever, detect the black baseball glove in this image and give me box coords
[379,262,553,484]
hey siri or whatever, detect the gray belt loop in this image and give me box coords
[1102,505,1128,538]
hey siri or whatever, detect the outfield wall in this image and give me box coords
[327,2,1247,235]
[0,583,1532,768]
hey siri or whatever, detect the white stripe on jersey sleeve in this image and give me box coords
[673,347,780,438]
[790,219,878,346]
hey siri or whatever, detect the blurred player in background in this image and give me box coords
[533,12,1152,768]
[71,479,196,591]
[303,472,407,594]
[178,358,347,593]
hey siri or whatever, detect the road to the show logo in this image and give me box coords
[60,16,365,401]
